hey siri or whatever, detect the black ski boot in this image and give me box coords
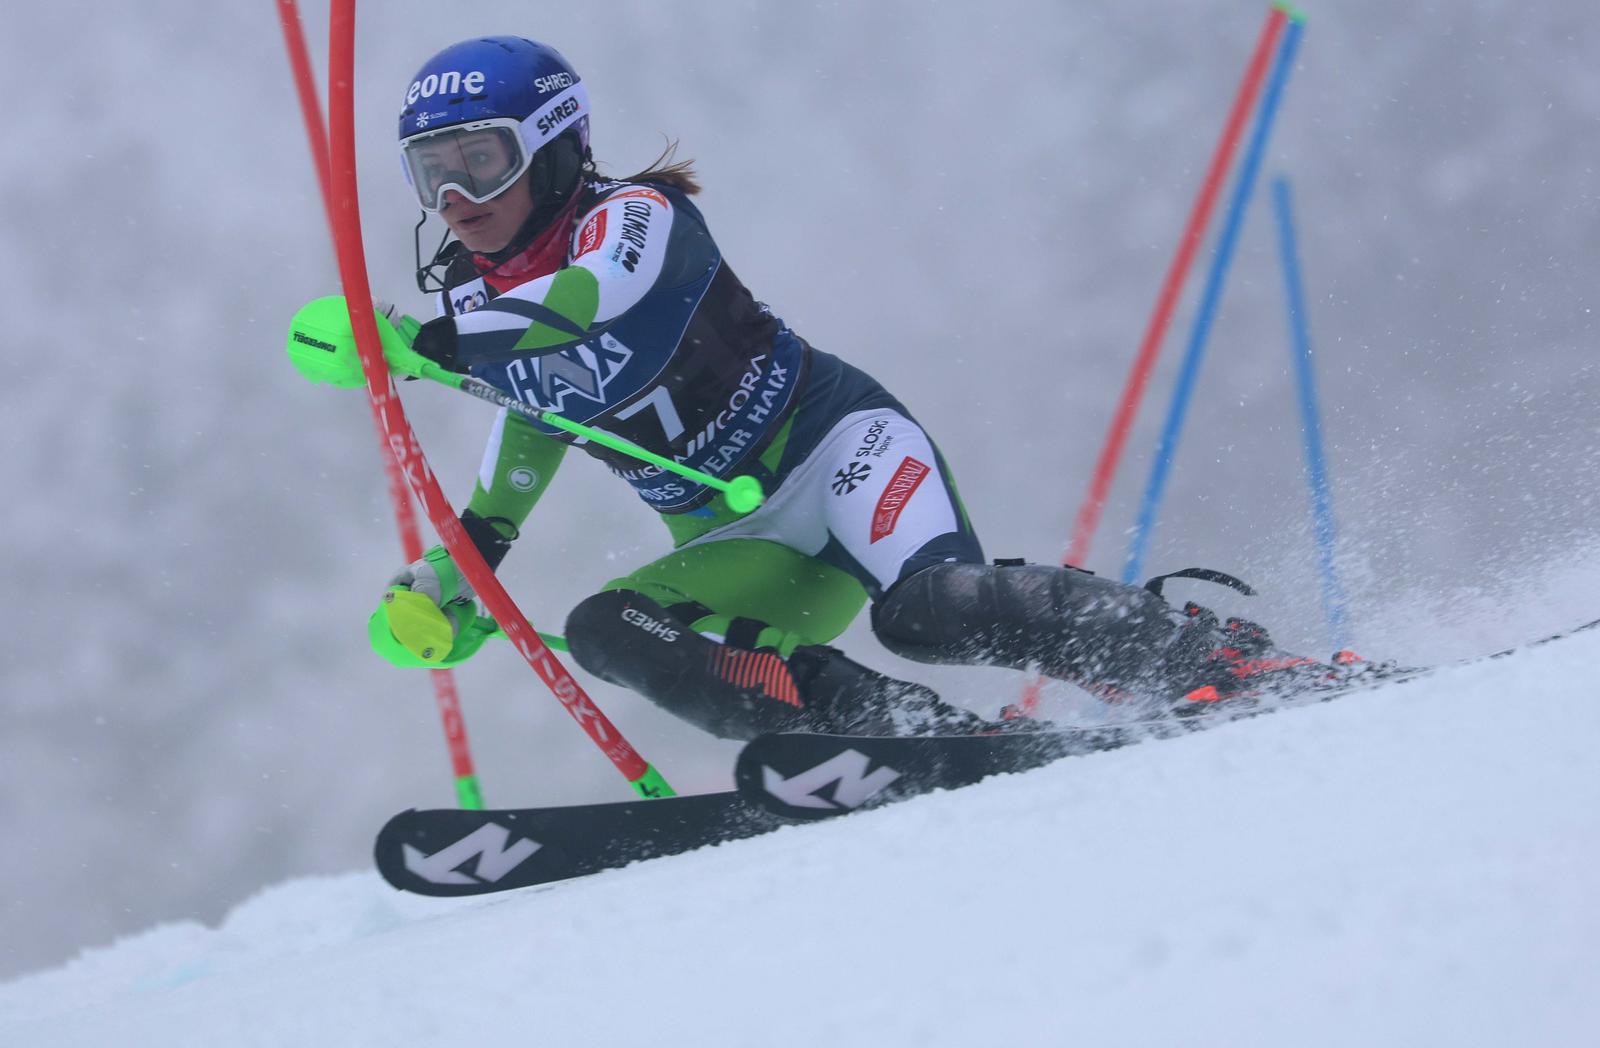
[872,561,1370,707]
[1110,568,1386,706]
[1162,598,1377,708]
[565,589,987,739]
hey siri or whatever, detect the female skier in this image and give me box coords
[327,36,1344,738]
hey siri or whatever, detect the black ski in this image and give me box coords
[375,790,783,896]
[735,614,1600,820]
[735,724,1151,820]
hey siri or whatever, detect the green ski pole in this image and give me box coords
[289,295,766,514]
[429,365,766,514]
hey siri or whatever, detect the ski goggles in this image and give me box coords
[400,118,535,213]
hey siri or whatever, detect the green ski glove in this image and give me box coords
[369,546,498,668]
[286,295,433,387]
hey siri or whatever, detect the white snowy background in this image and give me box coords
[1,0,1596,1031]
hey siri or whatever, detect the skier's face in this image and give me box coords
[437,166,536,253]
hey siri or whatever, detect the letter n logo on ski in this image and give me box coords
[762,750,902,811]
[402,823,542,885]
[870,457,931,543]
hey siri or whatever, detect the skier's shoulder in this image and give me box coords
[571,177,716,285]
[574,177,712,245]
[581,176,699,218]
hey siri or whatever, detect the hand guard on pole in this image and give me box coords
[286,295,434,387]
[371,546,506,668]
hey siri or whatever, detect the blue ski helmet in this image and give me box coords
[398,37,590,213]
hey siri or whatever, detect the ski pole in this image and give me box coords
[319,0,677,801]
[1123,10,1307,584]
[405,359,765,514]
[292,296,767,515]
[275,0,484,809]
[1271,175,1349,649]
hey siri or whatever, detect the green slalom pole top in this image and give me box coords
[418,360,766,513]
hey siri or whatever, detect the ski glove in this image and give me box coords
[369,546,498,668]
[377,300,424,361]
[409,315,461,372]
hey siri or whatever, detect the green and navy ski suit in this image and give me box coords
[424,177,983,652]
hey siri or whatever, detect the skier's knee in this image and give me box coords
[565,587,696,688]
[870,563,991,663]
[565,589,815,740]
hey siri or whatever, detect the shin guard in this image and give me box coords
[871,562,1186,695]
[566,590,819,740]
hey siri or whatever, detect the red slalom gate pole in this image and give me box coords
[275,0,334,231]
[274,0,484,808]
[322,0,675,799]
[1014,5,1288,718]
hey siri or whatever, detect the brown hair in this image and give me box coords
[587,138,701,195]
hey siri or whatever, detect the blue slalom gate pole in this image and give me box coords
[1272,175,1350,649]
[1122,12,1306,584]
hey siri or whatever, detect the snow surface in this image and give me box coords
[2,625,1594,1047]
